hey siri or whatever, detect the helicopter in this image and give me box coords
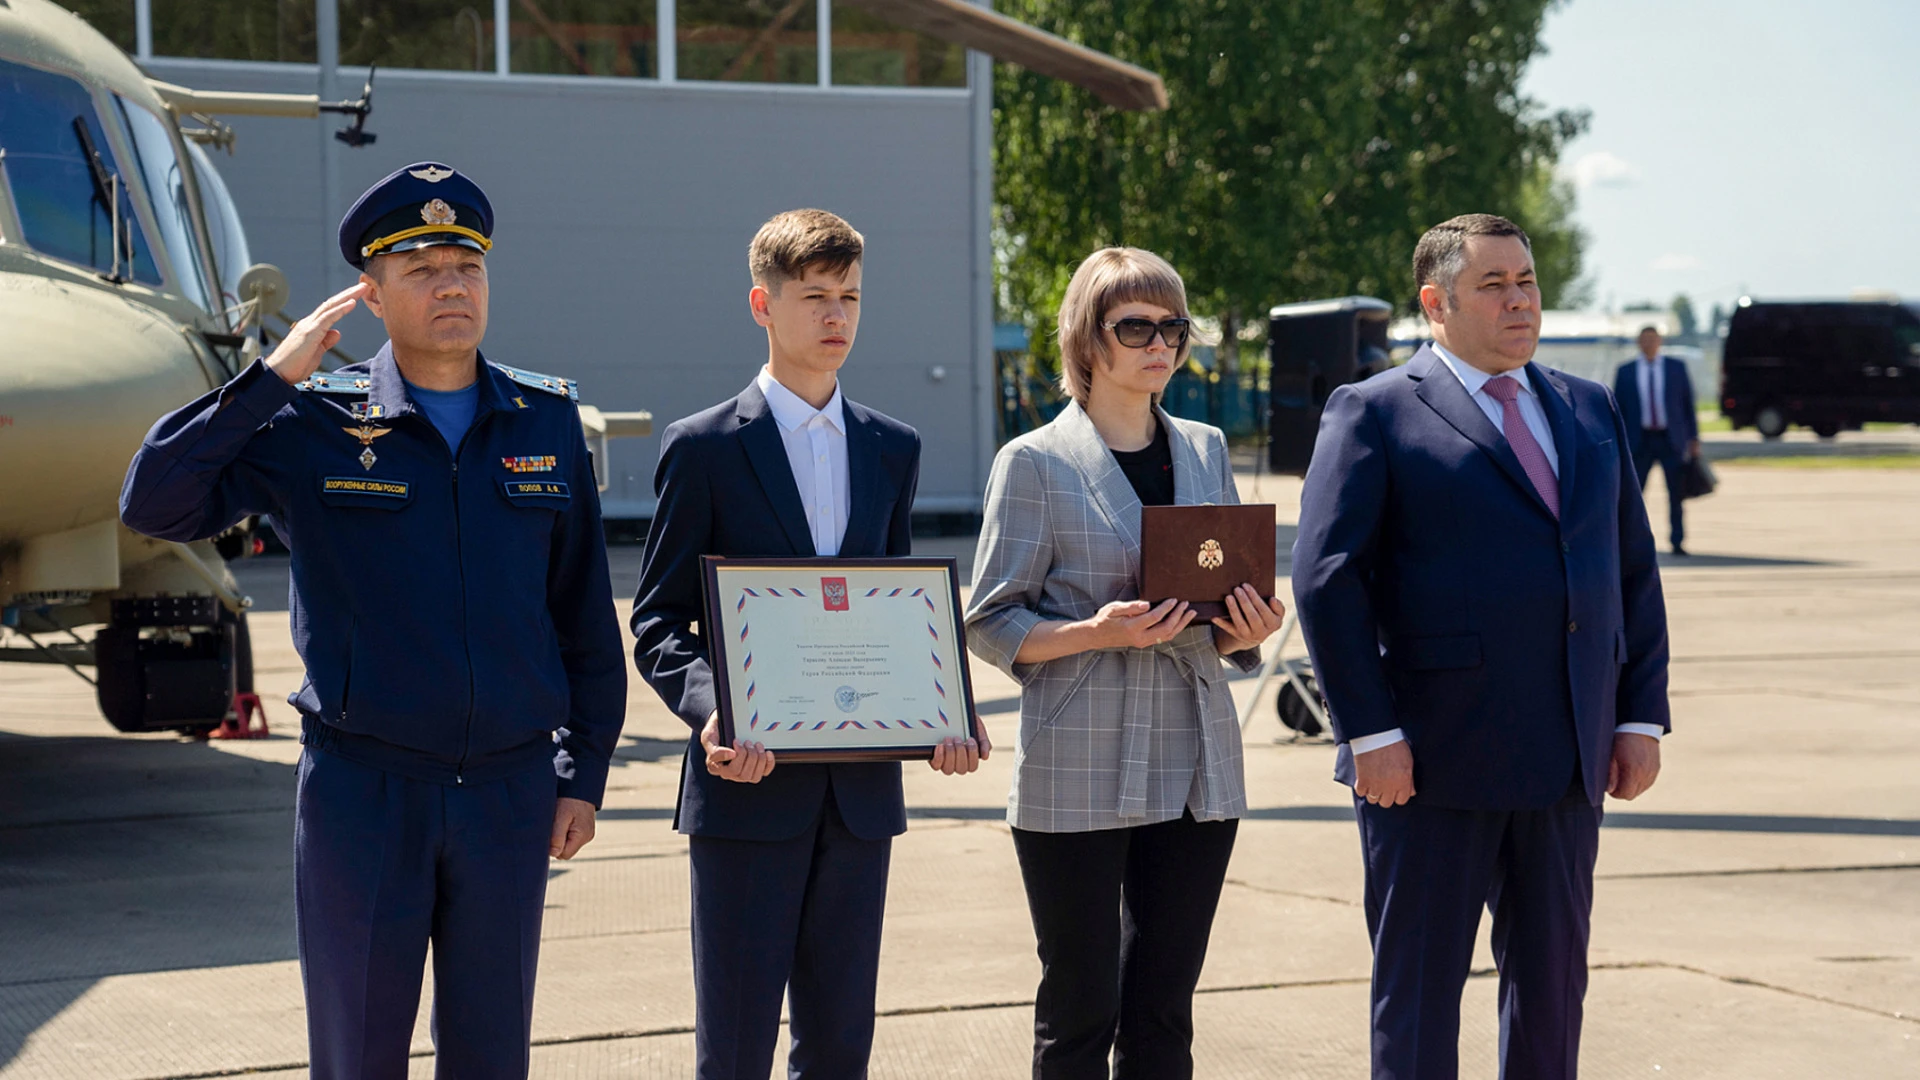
[0,0,648,736]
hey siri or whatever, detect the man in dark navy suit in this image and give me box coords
[631,209,988,1080]
[1613,326,1700,555]
[1292,214,1672,1079]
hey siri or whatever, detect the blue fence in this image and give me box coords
[995,349,1268,443]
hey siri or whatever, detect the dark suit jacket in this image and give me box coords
[1613,354,1699,457]
[1291,346,1671,810]
[631,379,921,841]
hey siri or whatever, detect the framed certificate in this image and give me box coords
[700,557,980,762]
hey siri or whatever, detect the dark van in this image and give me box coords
[1722,299,1920,438]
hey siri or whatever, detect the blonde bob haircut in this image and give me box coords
[1056,247,1206,404]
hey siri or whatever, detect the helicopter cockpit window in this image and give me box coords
[185,140,252,315]
[0,60,160,284]
[115,97,216,314]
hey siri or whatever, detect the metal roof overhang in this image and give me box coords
[841,0,1168,111]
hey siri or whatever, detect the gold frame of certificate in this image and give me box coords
[700,556,980,762]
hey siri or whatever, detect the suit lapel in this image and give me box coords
[838,401,884,558]
[1528,362,1578,521]
[1409,346,1551,517]
[733,383,816,557]
[1056,401,1144,578]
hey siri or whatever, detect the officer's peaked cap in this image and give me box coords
[338,162,494,270]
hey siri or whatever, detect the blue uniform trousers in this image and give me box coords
[1356,784,1602,1080]
[688,787,891,1080]
[1630,435,1687,548]
[294,746,556,1079]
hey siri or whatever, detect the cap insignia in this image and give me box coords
[421,198,457,226]
[409,166,454,183]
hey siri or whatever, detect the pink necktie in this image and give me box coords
[1482,375,1560,519]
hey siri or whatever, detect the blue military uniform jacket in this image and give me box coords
[120,345,627,804]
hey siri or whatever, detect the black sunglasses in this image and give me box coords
[1103,317,1191,350]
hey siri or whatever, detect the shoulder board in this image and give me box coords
[294,372,373,394]
[491,362,579,402]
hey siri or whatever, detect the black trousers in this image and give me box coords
[1010,811,1239,1080]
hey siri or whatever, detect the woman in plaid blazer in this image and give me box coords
[965,248,1288,1079]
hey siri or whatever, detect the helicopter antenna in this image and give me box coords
[321,65,378,148]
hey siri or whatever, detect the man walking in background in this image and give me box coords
[1614,326,1700,555]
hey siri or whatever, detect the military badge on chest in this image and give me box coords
[342,402,393,470]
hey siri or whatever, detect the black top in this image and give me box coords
[1112,420,1175,507]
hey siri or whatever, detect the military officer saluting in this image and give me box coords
[120,162,627,1079]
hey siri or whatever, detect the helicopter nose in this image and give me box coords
[0,273,220,541]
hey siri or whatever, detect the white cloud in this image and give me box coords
[1567,151,1643,189]
[1650,253,1702,272]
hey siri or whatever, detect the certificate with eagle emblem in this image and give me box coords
[700,557,978,762]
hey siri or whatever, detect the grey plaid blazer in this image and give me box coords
[965,401,1260,832]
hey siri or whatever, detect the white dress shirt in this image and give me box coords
[1634,354,1666,430]
[1348,345,1661,758]
[756,367,849,558]
[1433,343,1559,477]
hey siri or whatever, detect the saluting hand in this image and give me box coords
[929,714,992,776]
[266,283,370,386]
[702,713,775,784]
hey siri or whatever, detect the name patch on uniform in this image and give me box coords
[323,477,411,498]
[502,455,556,473]
[502,480,570,500]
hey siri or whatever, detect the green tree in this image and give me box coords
[1515,162,1591,308]
[1670,293,1697,338]
[993,0,1590,369]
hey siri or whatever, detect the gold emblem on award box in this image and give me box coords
[1198,538,1224,570]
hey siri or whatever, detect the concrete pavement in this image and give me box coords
[1,446,1915,1078]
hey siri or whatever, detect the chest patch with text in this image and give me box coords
[501,479,570,501]
[322,476,411,499]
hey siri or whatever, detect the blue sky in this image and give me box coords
[1520,0,1920,317]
